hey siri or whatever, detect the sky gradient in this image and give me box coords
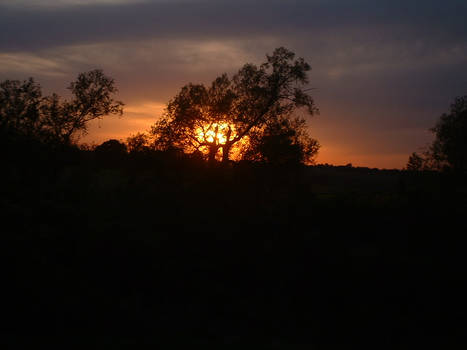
[1,0,466,168]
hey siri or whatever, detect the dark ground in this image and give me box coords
[1,144,466,347]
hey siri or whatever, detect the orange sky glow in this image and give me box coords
[3,1,463,170]
[82,101,414,169]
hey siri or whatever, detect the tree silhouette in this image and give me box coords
[430,96,467,172]
[0,69,124,145]
[406,152,425,171]
[407,95,467,172]
[95,139,127,154]
[150,47,318,164]
[243,116,320,165]
[150,74,235,162]
[126,132,151,153]
[0,78,43,140]
[95,139,128,165]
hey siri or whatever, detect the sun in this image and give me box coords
[194,122,247,161]
[195,122,236,146]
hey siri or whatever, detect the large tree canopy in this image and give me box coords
[242,116,320,166]
[150,47,319,164]
[150,74,236,162]
[0,69,124,145]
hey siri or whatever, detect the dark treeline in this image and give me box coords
[2,49,466,346]
[2,134,466,347]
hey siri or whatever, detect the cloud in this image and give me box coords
[1,0,466,168]
[1,0,148,8]
[1,0,466,52]
[0,37,275,98]
[0,52,69,77]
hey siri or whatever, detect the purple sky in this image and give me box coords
[1,0,466,168]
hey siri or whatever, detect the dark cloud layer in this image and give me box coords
[1,0,467,168]
[2,0,466,51]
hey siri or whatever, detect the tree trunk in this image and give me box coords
[222,142,232,163]
[208,144,218,164]
[222,128,233,163]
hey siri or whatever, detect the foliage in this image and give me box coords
[0,69,123,145]
[430,96,467,172]
[406,152,425,171]
[407,96,467,172]
[150,47,319,164]
[0,78,44,139]
[94,139,128,165]
[242,116,320,165]
[95,139,127,154]
[150,74,235,161]
[126,132,151,153]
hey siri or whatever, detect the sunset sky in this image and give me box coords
[1,0,466,168]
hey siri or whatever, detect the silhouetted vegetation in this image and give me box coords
[1,63,466,347]
[407,95,467,173]
[150,47,319,164]
[0,69,123,147]
[243,116,320,165]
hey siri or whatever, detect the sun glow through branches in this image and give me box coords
[195,122,236,145]
[194,122,248,161]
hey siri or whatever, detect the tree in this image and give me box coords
[0,69,124,145]
[407,96,467,172]
[95,139,128,162]
[126,132,151,153]
[151,74,235,162]
[150,47,319,164]
[406,152,425,171]
[430,96,467,172]
[0,78,43,139]
[242,116,320,165]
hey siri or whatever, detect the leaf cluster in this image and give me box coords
[0,69,123,145]
[151,47,320,164]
